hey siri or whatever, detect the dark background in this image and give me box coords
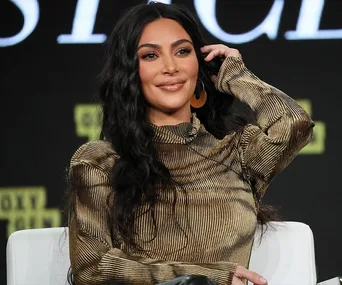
[1,0,341,283]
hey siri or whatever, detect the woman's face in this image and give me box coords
[137,18,199,124]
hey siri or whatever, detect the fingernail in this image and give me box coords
[260,277,267,284]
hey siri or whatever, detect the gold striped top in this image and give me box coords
[68,56,314,285]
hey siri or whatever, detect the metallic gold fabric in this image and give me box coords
[68,57,314,285]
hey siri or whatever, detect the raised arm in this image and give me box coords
[212,50,314,199]
[68,142,237,285]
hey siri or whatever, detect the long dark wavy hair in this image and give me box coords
[97,1,279,247]
[66,2,279,283]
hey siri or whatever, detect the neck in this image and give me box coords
[148,104,191,126]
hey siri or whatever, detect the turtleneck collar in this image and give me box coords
[151,113,202,144]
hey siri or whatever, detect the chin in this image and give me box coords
[160,101,190,113]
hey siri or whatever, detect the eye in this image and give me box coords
[141,52,158,60]
[176,48,192,56]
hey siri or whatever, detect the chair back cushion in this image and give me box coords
[248,221,317,285]
[7,227,70,285]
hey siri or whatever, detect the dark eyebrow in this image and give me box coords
[137,39,193,51]
[171,39,193,47]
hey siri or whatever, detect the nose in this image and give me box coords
[162,55,178,75]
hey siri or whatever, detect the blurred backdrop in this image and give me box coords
[1,0,341,283]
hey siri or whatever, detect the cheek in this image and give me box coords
[139,62,159,104]
[185,56,199,78]
[138,62,152,85]
[186,58,199,94]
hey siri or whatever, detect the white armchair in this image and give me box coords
[248,221,340,285]
[6,227,70,285]
[6,222,340,285]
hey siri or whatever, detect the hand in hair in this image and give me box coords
[201,44,241,61]
[201,44,241,84]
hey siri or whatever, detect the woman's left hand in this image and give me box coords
[200,44,241,62]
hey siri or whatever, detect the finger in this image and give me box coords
[200,45,220,53]
[232,276,246,285]
[204,49,225,61]
[235,266,268,285]
[201,44,228,51]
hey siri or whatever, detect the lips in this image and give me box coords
[156,80,186,91]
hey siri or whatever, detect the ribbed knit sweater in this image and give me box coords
[68,57,314,285]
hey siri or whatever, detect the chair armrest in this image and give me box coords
[317,277,341,285]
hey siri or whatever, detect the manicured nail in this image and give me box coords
[260,277,267,284]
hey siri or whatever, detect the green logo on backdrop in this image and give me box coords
[0,187,61,237]
[296,99,325,154]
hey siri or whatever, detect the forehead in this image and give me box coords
[138,18,192,44]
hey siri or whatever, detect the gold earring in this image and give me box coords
[190,80,207,108]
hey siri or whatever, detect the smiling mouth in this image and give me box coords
[157,82,185,92]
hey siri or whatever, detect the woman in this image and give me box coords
[67,2,314,285]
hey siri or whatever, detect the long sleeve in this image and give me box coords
[215,56,314,200]
[68,145,237,285]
